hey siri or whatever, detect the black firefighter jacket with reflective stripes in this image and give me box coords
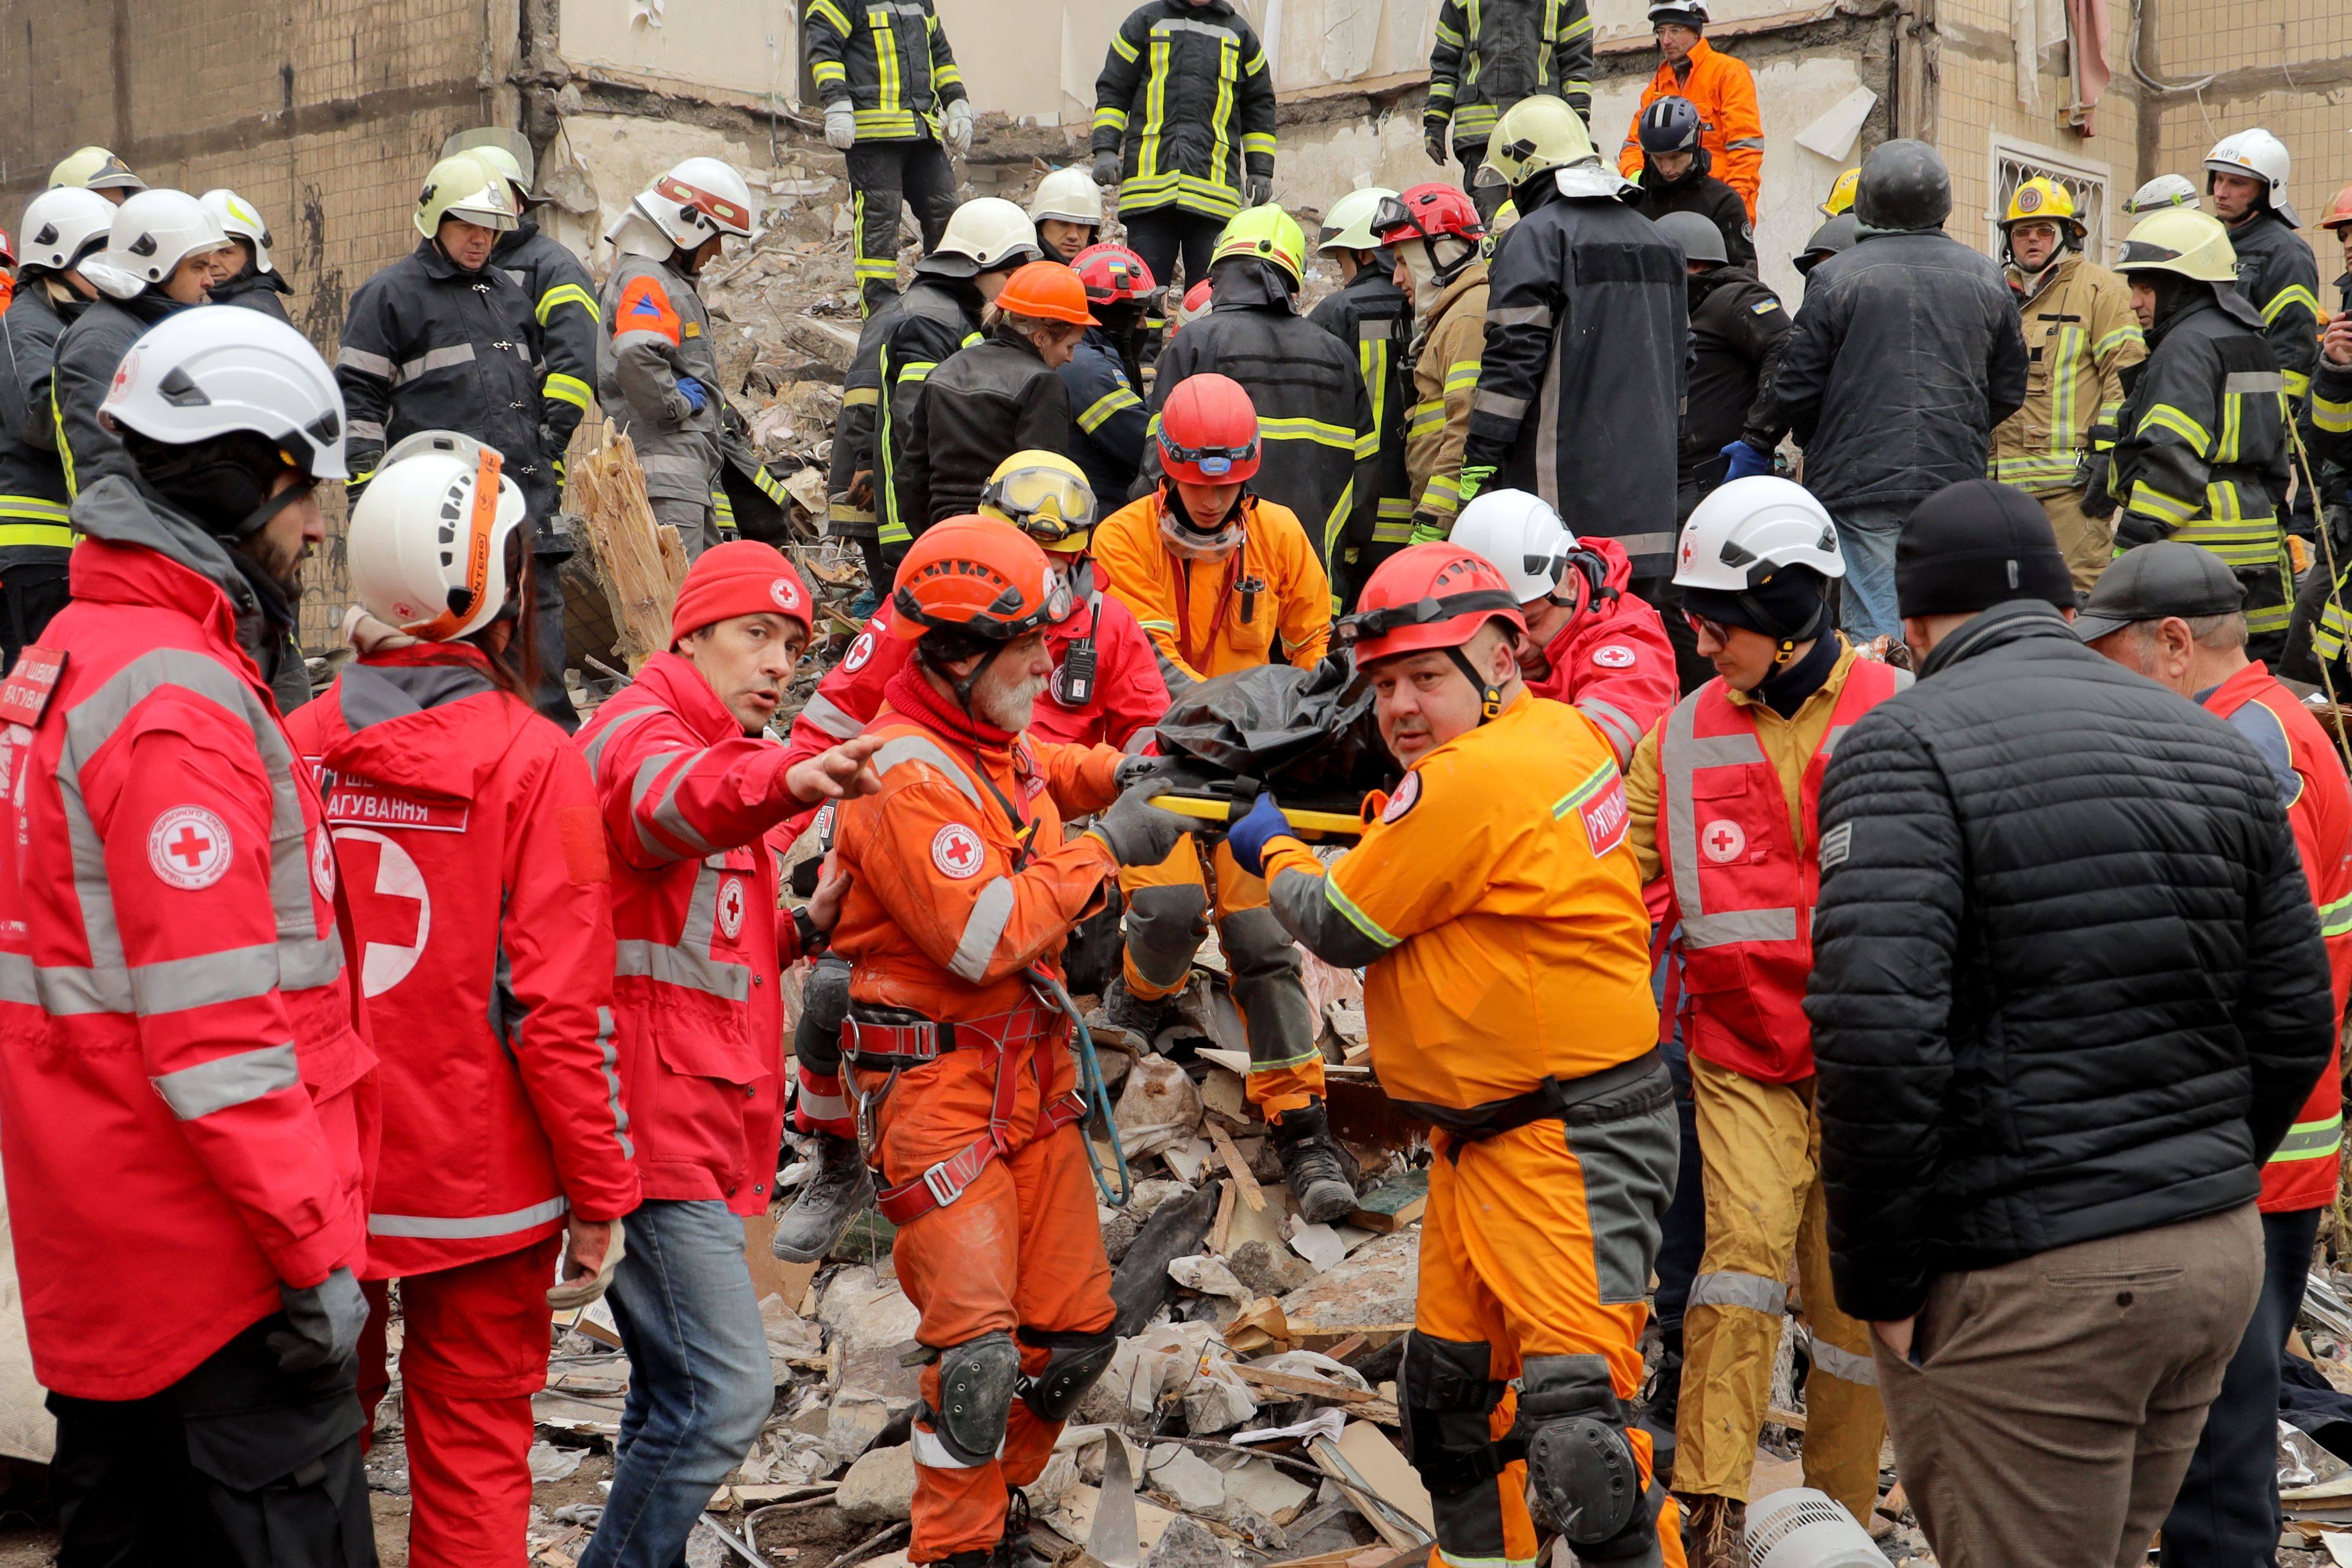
[51,290,188,502]
[495,220,602,457]
[896,325,1073,536]
[2107,288,2289,542]
[827,288,906,541]
[1806,599,2334,1324]
[1424,0,1595,145]
[209,266,294,325]
[1683,263,1787,478]
[2226,210,2322,404]
[1060,328,1149,501]
[1091,0,1276,221]
[0,284,84,561]
[596,252,721,511]
[804,0,967,143]
[1463,191,1685,577]
[875,273,983,558]
[1144,264,1378,577]
[338,241,553,514]
[1768,228,2028,514]
[1308,269,1414,549]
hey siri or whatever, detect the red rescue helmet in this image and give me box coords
[890,515,1060,644]
[1071,242,1157,304]
[1344,543,1528,720]
[1373,183,1484,248]
[1156,372,1261,485]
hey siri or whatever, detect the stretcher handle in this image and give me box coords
[1146,793,1365,840]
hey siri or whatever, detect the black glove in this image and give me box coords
[1092,150,1122,187]
[1425,129,1449,166]
[1245,175,1272,207]
[2113,511,2171,552]
[1085,784,1195,867]
[1113,752,1180,792]
[269,1267,369,1376]
[2076,451,2117,519]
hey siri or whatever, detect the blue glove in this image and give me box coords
[675,376,708,415]
[1720,440,1772,481]
[1224,792,1296,879]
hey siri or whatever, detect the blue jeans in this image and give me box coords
[581,1200,773,1568]
[1831,504,1910,643]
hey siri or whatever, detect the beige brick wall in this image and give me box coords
[0,0,516,651]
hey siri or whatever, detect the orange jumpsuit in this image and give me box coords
[830,661,1124,1564]
[1091,490,1333,1113]
[1260,692,1684,1568]
[1616,39,1764,216]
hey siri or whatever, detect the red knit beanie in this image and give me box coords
[669,540,814,646]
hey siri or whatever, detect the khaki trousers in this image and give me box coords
[1874,1202,2263,1568]
[2039,485,2114,594]
[1674,1058,1885,1522]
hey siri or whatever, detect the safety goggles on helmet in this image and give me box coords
[1337,587,1524,648]
[981,461,1097,547]
[1157,428,1260,480]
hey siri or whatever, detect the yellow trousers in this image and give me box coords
[1674,1057,1885,1522]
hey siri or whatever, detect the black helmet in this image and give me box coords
[1854,139,1952,233]
[1795,211,1861,275]
[1652,210,1727,266]
[1638,96,1704,156]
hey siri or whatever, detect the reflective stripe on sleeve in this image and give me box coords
[151,1043,300,1121]
[370,1196,570,1239]
[949,878,1018,983]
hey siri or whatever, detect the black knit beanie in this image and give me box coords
[1895,479,2073,619]
[1680,566,1828,644]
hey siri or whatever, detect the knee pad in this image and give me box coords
[794,956,852,1074]
[1517,1355,1657,1560]
[1016,1326,1118,1423]
[927,1331,1020,1466]
[1397,1333,1506,1497]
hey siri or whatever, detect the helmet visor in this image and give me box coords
[1369,195,1423,242]
[1472,161,1514,190]
[984,463,1097,542]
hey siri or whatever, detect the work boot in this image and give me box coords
[1271,1101,1357,1224]
[994,1487,1051,1568]
[769,1130,874,1263]
[1636,1344,1683,1487]
[1677,1492,1747,1568]
[1092,975,1168,1050]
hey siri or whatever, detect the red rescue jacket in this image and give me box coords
[1656,657,1904,1082]
[286,644,641,1276]
[0,491,374,1400]
[2202,662,2352,1213]
[1521,536,1680,767]
[576,654,810,1214]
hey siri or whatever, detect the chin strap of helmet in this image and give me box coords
[1442,642,1507,723]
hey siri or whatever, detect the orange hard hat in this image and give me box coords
[2323,183,2352,232]
[1344,543,1528,718]
[994,260,1098,325]
[1157,372,1261,484]
[890,515,1060,644]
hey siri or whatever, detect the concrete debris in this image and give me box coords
[1286,1222,1351,1274]
[1140,1512,1234,1568]
[823,1390,897,1468]
[1277,1230,1421,1331]
[1168,1254,1251,1305]
[1226,1239,1317,1297]
[818,1265,924,1402]
[837,1442,919,1525]
[1216,1454,1314,1521]
[762,1292,825,1380]
[1143,1442,1229,1514]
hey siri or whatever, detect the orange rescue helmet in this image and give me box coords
[2323,183,2352,233]
[1157,372,1261,484]
[890,515,1061,644]
[994,260,1098,325]
[1345,543,1528,720]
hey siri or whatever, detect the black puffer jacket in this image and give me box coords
[1805,599,2335,1325]
[896,322,1072,536]
[1770,229,2029,514]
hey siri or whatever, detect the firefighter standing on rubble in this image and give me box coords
[285,433,641,1568]
[1989,177,2145,592]
[0,309,374,1565]
[826,520,1194,1568]
[1619,477,1905,1566]
[1310,188,1414,578]
[571,542,884,1568]
[1375,185,1487,550]
[1090,373,1361,1223]
[1422,0,1595,226]
[1229,543,1685,1568]
[806,0,972,316]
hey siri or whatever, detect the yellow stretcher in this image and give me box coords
[1147,793,1367,841]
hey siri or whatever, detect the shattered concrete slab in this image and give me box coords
[1276,1230,1420,1330]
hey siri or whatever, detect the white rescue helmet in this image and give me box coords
[1451,489,1576,603]
[1028,167,1104,229]
[634,156,758,249]
[48,146,145,196]
[932,197,1040,272]
[199,189,275,275]
[2124,173,2199,216]
[2204,128,2297,227]
[1672,475,1844,591]
[93,189,230,297]
[17,186,116,274]
[1319,187,1399,254]
[99,307,349,481]
[348,431,528,641]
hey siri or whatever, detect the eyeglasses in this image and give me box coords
[1681,609,1733,644]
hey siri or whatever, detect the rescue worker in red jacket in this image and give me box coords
[0,308,377,1563]
[2078,542,2352,1567]
[1622,476,1907,1566]
[770,450,1170,1263]
[1449,488,1683,753]
[283,432,643,1567]
[573,542,885,1568]
[828,520,1194,1568]
[1226,545,1687,1568]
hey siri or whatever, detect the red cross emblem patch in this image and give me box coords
[1702,818,1746,864]
[932,823,985,880]
[717,875,747,940]
[149,806,233,890]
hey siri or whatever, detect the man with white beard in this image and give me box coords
[1375,183,1490,546]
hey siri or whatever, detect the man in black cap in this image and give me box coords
[1804,478,2336,1568]
[2080,543,2352,1568]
